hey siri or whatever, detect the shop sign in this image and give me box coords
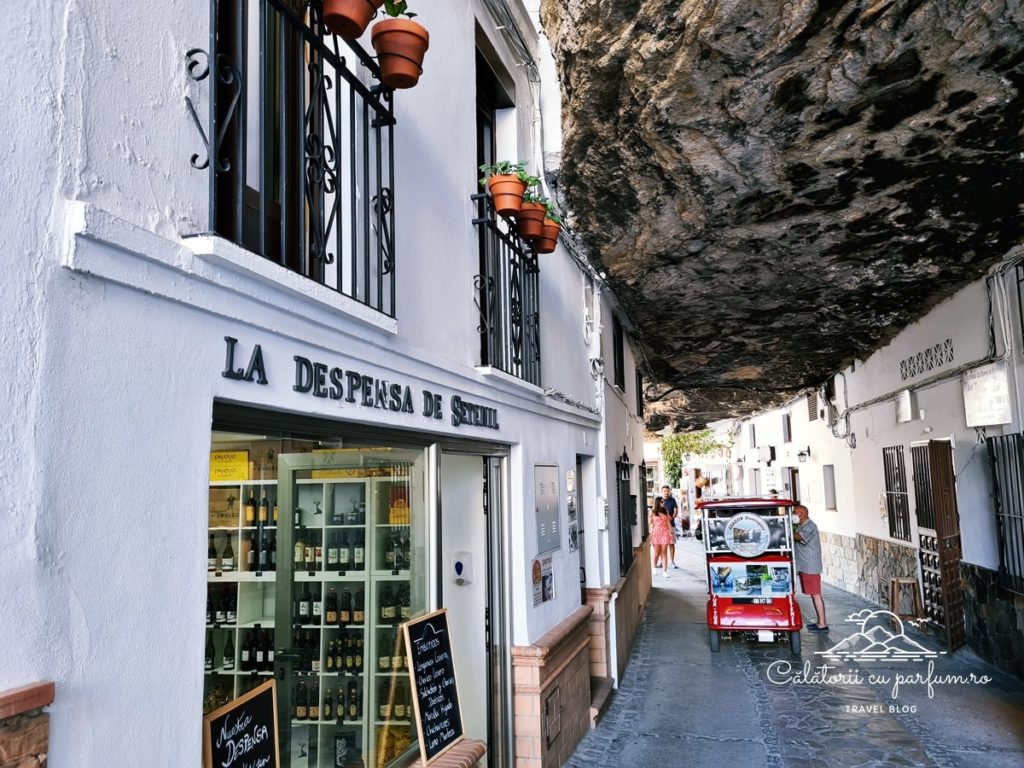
[203,678,279,768]
[723,513,771,557]
[220,337,500,430]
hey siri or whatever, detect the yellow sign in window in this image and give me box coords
[209,451,250,482]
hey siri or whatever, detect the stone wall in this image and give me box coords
[820,532,859,594]
[961,564,1024,680]
[857,535,919,607]
[511,606,593,768]
[0,682,54,768]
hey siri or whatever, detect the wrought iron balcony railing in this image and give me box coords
[472,193,542,387]
[187,0,397,317]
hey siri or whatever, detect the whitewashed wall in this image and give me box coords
[0,0,611,765]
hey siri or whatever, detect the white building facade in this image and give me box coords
[0,1,649,766]
[728,254,1024,678]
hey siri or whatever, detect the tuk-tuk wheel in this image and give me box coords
[709,629,720,653]
[790,630,801,656]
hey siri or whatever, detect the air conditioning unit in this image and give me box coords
[758,446,776,464]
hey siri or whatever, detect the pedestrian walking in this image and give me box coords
[793,504,828,631]
[649,497,674,578]
[659,485,681,568]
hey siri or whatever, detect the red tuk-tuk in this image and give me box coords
[698,497,803,655]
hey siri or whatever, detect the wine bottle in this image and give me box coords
[222,633,235,671]
[353,588,365,624]
[221,535,235,571]
[226,593,237,624]
[378,631,391,671]
[339,533,351,571]
[384,530,396,568]
[272,497,279,524]
[335,635,344,671]
[268,533,277,571]
[204,632,215,671]
[246,531,256,571]
[315,537,324,571]
[254,625,266,671]
[353,534,365,571]
[326,587,339,624]
[208,536,218,571]
[312,639,322,674]
[379,681,392,719]
[344,632,355,671]
[245,493,256,525]
[304,537,316,572]
[295,680,308,720]
[394,680,407,719]
[326,639,336,672]
[400,584,412,620]
[390,632,404,670]
[258,491,269,524]
[240,632,252,671]
[206,593,213,624]
[327,534,339,571]
[294,533,305,568]
[346,679,360,720]
[354,633,363,671]
[312,585,323,623]
[299,583,312,624]
[215,594,227,625]
[309,683,320,721]
[323,687,334,721]
[339,588,352,625]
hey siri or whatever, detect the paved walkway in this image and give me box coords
[567,538,1024,768]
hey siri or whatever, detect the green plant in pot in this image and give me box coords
[533,203,561,254]
[514,189,548,240]
[370,0,429,89]
[479,161,534,217]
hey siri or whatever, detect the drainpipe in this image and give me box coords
[608,588,619,689]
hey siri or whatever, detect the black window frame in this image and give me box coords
[612,315,625,390]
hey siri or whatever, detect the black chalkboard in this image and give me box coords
[203,678,280,768]
[402,608,464,765]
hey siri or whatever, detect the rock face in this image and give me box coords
[539,0,1024,430]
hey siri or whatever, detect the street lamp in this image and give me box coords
[797,447,811,463]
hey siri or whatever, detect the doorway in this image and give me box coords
[910,440,965,649]
[439,454,511,768]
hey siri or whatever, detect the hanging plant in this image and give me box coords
[323,0,384,39]
[370,0,430,89]
[533,206,561,254]
[514,190,548,240]
[478,162,535,217]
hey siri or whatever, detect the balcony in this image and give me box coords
[187,0,397,317]
[472,193,542,387]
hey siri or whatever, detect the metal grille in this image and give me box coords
[911,445,936,529]
[616,460,635,577]
[987,433,1024,595]
[472,194,542,387]
[882,445,912,541]
[187,0,397,316]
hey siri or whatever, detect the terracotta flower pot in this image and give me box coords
[486,174,527,217]
[533,218,561,254]
[514,201,547,240]
[324,0,384,40]
[371,18,430,89]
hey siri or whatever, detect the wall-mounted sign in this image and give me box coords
[532,556,554,606]
[723,513,771,558]
[209,451,250,482]
[220,337,500,430]
[203,678,279,768]
[963,362,1011,427]
[402,609,464,765]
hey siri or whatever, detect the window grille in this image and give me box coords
[987,433,1024,595]
[882,445,912,541]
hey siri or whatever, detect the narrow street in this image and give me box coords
[567,539,1024,768]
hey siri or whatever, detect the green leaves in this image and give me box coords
[660,431,729,487]
[382,0,416,18]
[478,160,527,187]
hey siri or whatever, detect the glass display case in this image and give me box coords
[205,440,426,767]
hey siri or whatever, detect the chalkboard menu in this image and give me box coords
[203,679,280,768]
[402,608,464,765]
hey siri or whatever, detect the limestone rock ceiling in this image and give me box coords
[539,0,1024,430]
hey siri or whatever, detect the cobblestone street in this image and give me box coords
[567,539,1024,768]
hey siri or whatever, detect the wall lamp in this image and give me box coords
[797,447,811,463]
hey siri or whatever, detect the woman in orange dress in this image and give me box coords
[649,497,674,578]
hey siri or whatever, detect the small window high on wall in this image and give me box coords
[823,464,837,510]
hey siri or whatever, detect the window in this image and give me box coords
[749,423,757,449]
[882,445,911,541]
[635,370,644,416]
[473,52,540,385]
[807,392,819,421]
[192,1,397,314]
[782,413,792,443]
[205,419,429,765]
[750,468,762,496]
[823,464,837,510]
[612,316,625,390]
[987,433,1024,595]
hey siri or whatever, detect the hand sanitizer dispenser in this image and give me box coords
[452,551,472,586]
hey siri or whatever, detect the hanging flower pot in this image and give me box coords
[371,18,430,89]
[515,200,547,240]
[533,217,561,254]
[324,0,384,39]
[486,174,528,217]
